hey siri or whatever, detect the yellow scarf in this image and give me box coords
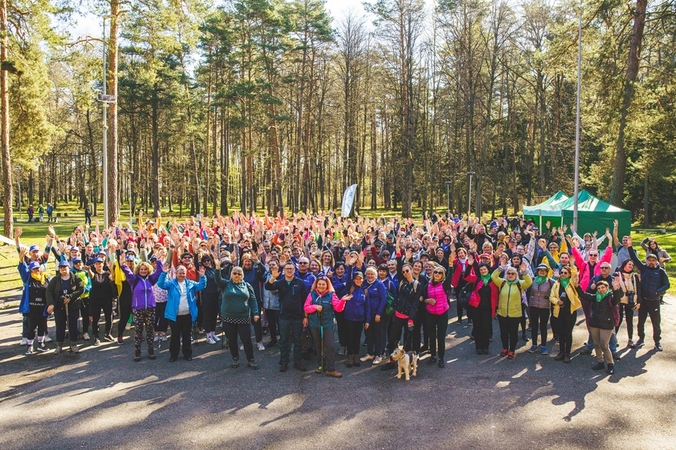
[31,270,47,285]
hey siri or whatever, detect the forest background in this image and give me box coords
[1,0,675,237]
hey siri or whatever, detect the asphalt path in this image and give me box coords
[1,296,675,450]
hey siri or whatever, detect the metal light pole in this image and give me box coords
[129,170,133,222]
[17,166,21,220]
[573,9,582,231]
[445,180,451,213]
[101,16,108,230]
[467,171,475,217]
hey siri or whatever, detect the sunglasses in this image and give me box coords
[299,262,308,265]
[589,253,598,257]
[433,271,444,275]
[402,269,410,273]
[232,273,243,276]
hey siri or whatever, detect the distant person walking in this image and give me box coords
[46,203,54,222]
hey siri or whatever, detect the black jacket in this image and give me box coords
[266,276,307,320]
[394,279,423,321]
[47,275,85,310]
[629,247,670,301]
[577,287,621,330]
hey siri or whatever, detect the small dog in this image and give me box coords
[391,348,419,381]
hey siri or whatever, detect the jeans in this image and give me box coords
[169,314,192,358]
[310,326,336,371]
[638,300,661,344]
[224,322,254,362]
[529,306,550,347]
[55,305,79,343]
[426,311,448,359]
[498,315,520,352]
[279,317,303,365]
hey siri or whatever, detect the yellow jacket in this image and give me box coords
[550,280,582,317]
[491,269,532,318]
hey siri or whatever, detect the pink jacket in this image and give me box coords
[426,282,450,315]
[572,245,613,292]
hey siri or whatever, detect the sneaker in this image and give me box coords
[612,352,621,361]
[154,335,159,343]
[83,332,90,341]
[20,337,29,345]
[592,361,605,370]
[627,339,635,348]
[540,346,549,355]
[43,335,53,343]
[655,343,663,351]
[35,343,49,352]
[25,346,34,355]
[325,370,342,378]
[55,345,63,355]
[507,351,515,360]
[93,338,101,346]
[247,360,259,370]
[239,344,244,351]
[606,363,615,374]
[528,345,538,353]
[438,360,445,368]
[636,338,644,347]
[161,334,168,342]
[373,356,383,365]
[104,334,115,342]
[257,342,265,352]
[117,336,123,344]
[338,346,346,355]
[125,323,131,331]
[360,354,374,362]
[315,366,323,374]
[213,334,221,342]
[206,336,216,345]
[70,344,79,354]
[500,348,508,357]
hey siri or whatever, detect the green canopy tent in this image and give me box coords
[558,190,632,246]
[523,191,570,229]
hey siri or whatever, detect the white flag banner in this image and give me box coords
[341,184,358,218]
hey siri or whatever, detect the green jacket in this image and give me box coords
[215,270,259,319]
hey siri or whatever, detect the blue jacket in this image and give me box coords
[343,286,368,322]
[331,274,349,298]
[157,272,206,322]
[363,279,388,322]
[296,271,316,291]
[18,262,32,314]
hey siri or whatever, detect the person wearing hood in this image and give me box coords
[47,260,85,354]
[215,262,260,369]
[577,280,622,374]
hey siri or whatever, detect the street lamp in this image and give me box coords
[467,171,475,218]
[129,171,134,222]
[573,7,582,231]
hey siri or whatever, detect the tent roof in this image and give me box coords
[523,191,570,215]
[558,190,629,213]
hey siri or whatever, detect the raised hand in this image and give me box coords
[198,266,206,277]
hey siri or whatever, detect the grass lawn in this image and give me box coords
[1,203,674,296]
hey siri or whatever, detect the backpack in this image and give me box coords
[457,282,474,307]
[384,280,395,317]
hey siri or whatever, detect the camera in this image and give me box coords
[627,291,635,308]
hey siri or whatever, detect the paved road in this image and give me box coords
[1,296,675,450]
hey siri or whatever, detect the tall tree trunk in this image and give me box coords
[107,1,120,226]
[610,0,647,206]
[1,0,13,237]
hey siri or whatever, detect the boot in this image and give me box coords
[563,353,571,363]
[148,346,156,360]
[134,349,141,362]
[55,343,64,355]
[346,354,353,368]
[554,351,564,361]
[352,355,361,367]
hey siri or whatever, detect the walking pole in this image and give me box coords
[318,309,324,373]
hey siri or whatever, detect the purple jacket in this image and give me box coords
[121,261,163,310]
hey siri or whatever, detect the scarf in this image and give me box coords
[559,277,570,289]
[31,270,47,285]
[480,274,491,285]
[535,275,548,285]
[595,291,611,303]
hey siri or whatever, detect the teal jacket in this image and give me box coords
[215,270,259,319]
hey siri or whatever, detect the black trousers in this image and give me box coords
[425,310,449,359]
[27,310,46,340]
[55,305,79,343]
[345,320,364,356]
[79,297,90,334]
[472,307,492,351]
[266,309,280,343]
[117,297,132,337]
[387,316,412,355]
[155,302,168,333]
[617,303,635,339]
[90,296,113,338]
[334,310,347,347]
[498,315,520,352]
[558,310,577,354]
[638,300,661,344]
[529,306,550,347]
[224,322,254,361]
[169,314,193,358]
[201,293,219,334]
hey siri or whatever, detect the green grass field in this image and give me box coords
[1,203,674,297]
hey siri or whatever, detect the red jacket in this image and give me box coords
[464,270,499,318]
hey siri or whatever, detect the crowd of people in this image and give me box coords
[15,210,671,377]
